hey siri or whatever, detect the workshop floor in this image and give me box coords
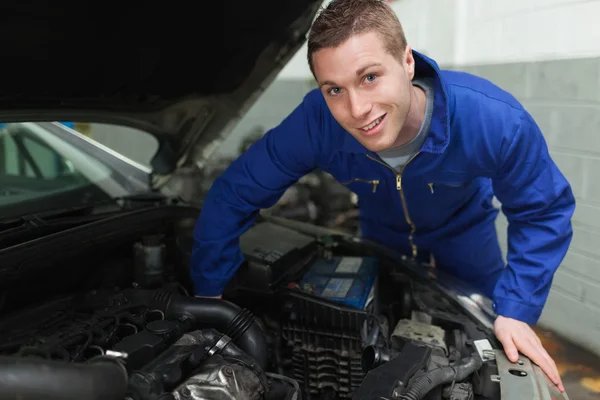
[533,326,600,399]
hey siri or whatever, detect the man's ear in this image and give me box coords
[404,45,416,80]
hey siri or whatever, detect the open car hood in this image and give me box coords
[0,0,322,183]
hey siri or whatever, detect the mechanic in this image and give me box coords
[191,0,574,392]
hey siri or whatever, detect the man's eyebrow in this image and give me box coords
[356,63,382,76]
[319,80,337,88]
[318,63,382,88]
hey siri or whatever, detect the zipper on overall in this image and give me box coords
[341,178,380,193]
[366,153,420,258]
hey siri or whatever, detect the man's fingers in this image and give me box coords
[529,339,559,380]
[518,338,564,391]
[513,335,550,378]
[532,340,564,391]
[497,330,519,362]
[493,317,565,393]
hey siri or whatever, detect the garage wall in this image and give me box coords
[390,0,600,65]
[453,0,600,65]
[392,0,600,356]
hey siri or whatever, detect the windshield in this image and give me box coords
[0,122,153,219]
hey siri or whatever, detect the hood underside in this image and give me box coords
[0,0,322,175]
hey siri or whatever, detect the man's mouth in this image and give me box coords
[360,114,386,132]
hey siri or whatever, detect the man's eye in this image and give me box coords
[365,73,377,83]
[328,87,341,96]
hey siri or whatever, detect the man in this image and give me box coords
[192,0,574,392]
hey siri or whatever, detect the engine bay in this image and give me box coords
[0,205,506,400]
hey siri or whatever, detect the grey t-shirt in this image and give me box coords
[376,77,434,171]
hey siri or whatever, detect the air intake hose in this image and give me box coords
[0,356,128,400]
[143,289,269,369]
[396,352,483,400]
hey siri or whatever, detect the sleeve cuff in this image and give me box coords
[493,297,543,325]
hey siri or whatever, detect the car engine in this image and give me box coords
[0,205,504,400]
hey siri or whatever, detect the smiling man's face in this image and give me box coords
[312,31,418,152]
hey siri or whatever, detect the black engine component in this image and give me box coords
[278,288,372,399]
[361,345,400,372]
[176,221,317,295]
[0,355,128,400]
[113,319,191,371]
[128,328,268,400]
[236,221,318,293]
[355,343,484,400]
[352,342,431,400]
[125,288,269,370]
[355,308,487,400]
[394,352,483,400]
[0,284,271,400]
[0,293,167,363]
[270,248,381,399]
[114,330,167,371]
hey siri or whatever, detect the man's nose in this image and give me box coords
[348,91,371,120]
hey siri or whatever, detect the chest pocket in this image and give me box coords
[341,177,380,194]
[427,180,472,194]
[424,180,475,210]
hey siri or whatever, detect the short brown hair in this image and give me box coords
[307,0,407,75]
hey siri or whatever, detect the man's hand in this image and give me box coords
[494,316,564,392]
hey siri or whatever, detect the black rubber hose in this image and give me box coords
[0,356,128,400]
[396,353,483,400]
[361,345,400,372]
[142,289,269,369]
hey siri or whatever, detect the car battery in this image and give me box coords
[297,255,378,310]
[235,221,317,292]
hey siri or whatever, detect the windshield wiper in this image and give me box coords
[0,215,43,235]
[0,204,118,231]
[0,192,174,227]
[0,210,116,246]
[0,192,179,244]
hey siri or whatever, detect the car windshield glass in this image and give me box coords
[0,121,155,219]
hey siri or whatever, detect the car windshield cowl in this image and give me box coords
[0,192,179,248]
[0,192,176,225]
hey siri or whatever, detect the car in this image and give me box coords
[0,1,570,400]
